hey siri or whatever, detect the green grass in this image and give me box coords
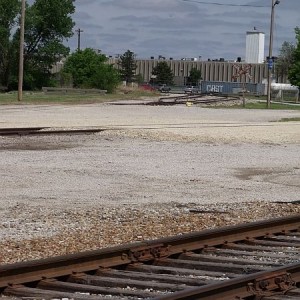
[0,89,159,105]
[277,117,300,122]
[220,101,300,110]
[1,91,300,111]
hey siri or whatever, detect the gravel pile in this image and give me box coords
[0,103,299,264]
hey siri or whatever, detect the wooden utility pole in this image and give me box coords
[76,28,83,51]
[267,0,280,108]
[18,0,26,101]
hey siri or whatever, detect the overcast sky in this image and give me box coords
[35,0,300,60]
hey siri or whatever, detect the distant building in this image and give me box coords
[245,28,265,64]
[108,58,269,84]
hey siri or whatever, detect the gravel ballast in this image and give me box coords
[0,101,299,263]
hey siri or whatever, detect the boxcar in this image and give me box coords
[201,81,265,96]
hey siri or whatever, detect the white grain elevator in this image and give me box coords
[245,28,265,64]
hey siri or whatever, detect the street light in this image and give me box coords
[267,0,280,109]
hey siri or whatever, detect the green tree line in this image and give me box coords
[288,27,300,91]
[62,48,120,93]
[0,0,75,90]
[274,27,300,91]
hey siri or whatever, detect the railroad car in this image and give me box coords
[200,81,265,96]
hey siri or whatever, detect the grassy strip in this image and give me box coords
[1,92,300,111]
[246,102,300,110]
[217,101,300,110]
[0,90,159,105]
[277,117,300,122]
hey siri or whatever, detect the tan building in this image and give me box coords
[108,58,268,84]
[53,57,270,85]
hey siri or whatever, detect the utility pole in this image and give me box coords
[18,0,26,101]
[76,28,83,51]
[267,0,280,109]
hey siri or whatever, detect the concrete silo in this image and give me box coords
[245,28,265,64]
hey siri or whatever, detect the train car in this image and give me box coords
[200,81,265,96]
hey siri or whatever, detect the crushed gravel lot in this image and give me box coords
[0,100,300,264]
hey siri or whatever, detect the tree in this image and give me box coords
[151,61,174,85]
[134,73,144,84]
[187,67,202,86]
[63,48,120,93]
[1,0,75,90]
[118,50,137,84]
[0,0,20,89]
[288,27,300,94]
[275,41,295,82]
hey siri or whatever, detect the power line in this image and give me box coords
[181,0,268,8]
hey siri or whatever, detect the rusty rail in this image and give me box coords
[154,264,300,300]
[153,94,240,105]
[0,214,299,299]
[0,127,105,136]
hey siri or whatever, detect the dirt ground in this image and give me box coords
[0,99,300,263]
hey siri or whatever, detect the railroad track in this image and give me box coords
[152,94,240,106]
[0,215,299,299]
[0,127,105,136]
[108,94,240,106]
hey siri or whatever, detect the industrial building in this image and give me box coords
[108,58,269,85]
[52,57,271,88]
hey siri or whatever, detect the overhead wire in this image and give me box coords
[181,0,268,8]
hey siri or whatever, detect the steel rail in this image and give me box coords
[0,127,47,135]
[153,263,300,300]
[158,94,238,101]
[154,94,239,105]
[0,127,105,136]
[0,215,299,287]
[0,214,299,299]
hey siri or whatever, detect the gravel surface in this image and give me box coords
[0,100,300,264]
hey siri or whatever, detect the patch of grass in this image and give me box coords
[277,117,300,122]
[0,89,159,105]
[246,102,300,110]
[218,101,300,110]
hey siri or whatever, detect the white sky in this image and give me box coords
[29,0,300,60]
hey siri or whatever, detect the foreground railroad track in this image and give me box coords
[0,215,299,299]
